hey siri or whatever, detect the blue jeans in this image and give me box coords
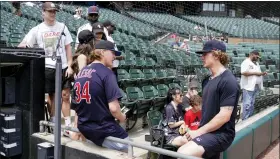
[102,137,129,152]
[242,85,260,120]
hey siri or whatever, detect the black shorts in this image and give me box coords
[45,67,73,94]
[192,133,234,159]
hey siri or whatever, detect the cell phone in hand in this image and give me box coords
[121,107,130,114]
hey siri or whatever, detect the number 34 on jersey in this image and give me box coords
[74,81,91,104]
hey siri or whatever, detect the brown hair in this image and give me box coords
[71,40,94,75]
[189,95,202,107]
[89,49,103,62]
[212,50,230,66]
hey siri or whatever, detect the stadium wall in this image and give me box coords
[228,37,280,44]
[223,107,279,159]
[29,107,279,159]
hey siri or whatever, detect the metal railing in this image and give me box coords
[39,121,201,159]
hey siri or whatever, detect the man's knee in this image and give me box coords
[102,137,129,152]
[177,141,204,157]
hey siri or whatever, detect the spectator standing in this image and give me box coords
[75,5,100,49]
[18,2,74,135]
[92,22,106,42]
[240,50,267,120]
[171,37,181,49]
[177,40,240,159]
[74,7,82,19]
[103,20,123,77]
[12,1,22,16]
[180,39,191,55]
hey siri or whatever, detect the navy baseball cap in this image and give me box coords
[250,50,261,58]
[88,6,99,14]
[78,30,94,44]
[195,40,226,54]
[95,40,121,56]
[92,22,104,34]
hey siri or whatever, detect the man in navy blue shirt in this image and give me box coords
[177,40,240,159]
[72,40,128,151]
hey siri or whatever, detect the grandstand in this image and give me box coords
[182,16,279,39]
[0,1,279,159]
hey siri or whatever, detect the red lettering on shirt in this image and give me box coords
[44,32,61,38]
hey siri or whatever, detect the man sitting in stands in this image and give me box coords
[72,41,128,152]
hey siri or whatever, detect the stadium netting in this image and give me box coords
[0,1,279,117]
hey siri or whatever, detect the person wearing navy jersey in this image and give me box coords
[177,40,240,159]
[72,40,128,151]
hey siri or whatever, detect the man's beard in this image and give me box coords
[252,57,258,62]
[89,18,98,24]
[88,16,99,24]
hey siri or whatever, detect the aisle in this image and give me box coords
[257,138,279,159]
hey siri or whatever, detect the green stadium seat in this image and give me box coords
[145,58,156,68]
[156,84,169,98]
[135,57,146,69]
[142,85,165,111]
[146,110,178,157]
[129,69,147,85]
[126,87,152,127]
[143,69,157,84]
[259,65,267,72]
[122,59,137,69]
[117,69,131,87]
[168,83,182,90]
[268,65,278,73]
[119,89,138,131]
[155,69,168,83]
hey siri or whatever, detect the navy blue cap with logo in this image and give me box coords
[195,40,226,54]
[95,40,121,56]
[88,6,99,14]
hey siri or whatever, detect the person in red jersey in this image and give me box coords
[184,95,202,130]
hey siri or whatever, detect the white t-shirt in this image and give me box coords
[75,23,92,49]
[22,21,73,69]
[240,58,263,91]
[104,27,119,68]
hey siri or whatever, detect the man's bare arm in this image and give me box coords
[241,72,262,76]
[65,44,73,68]
[109,99,126,122]
[197,106,234,135]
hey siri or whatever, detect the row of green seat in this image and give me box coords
[183,16,279,39]
[120,83,187,114]
[128,11,220,36]
[254,89,279,113]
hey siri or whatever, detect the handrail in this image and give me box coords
[39,120,201,159]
